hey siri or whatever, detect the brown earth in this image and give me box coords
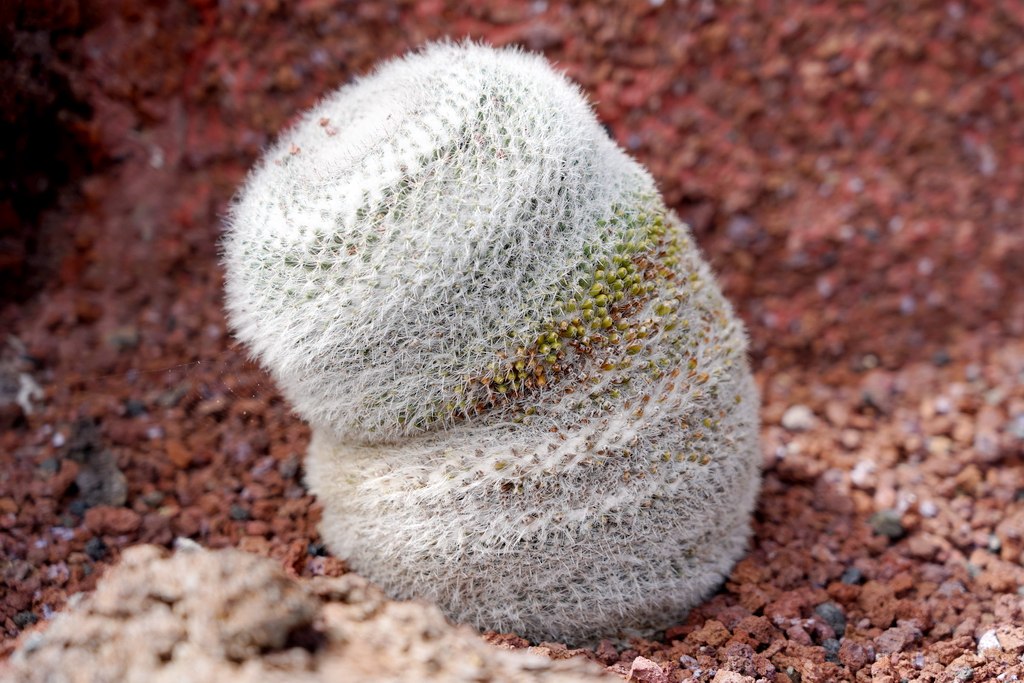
[2,1,1023,681]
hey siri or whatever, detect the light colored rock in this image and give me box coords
[711,670,756,682]
[781,404,816,431]
[627,655,670,683]
[977,628,1002,654]
[850,459,877,488]
[1,545,611,683]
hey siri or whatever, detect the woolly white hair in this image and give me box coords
[224,42,761,645]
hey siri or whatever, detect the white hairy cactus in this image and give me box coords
[224,42,760,645]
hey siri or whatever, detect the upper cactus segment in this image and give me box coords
[224,42,661,442]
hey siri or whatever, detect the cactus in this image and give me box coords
[223,42,761,645]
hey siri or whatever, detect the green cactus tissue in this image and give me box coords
[223,42,761,644]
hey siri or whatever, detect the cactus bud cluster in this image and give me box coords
[224,42,761,645]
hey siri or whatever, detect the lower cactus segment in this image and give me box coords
[306,347,759,644]
[306,208,760,644]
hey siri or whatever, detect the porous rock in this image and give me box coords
[626,656,670,683]
[2,545,610,683]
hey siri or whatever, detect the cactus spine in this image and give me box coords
[224,42,761,645]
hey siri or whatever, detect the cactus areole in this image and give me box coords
[224,42,761,645]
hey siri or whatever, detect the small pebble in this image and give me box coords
[627,656,668,683]
[823,638,841,663]
[84,537,108,561]
[814,602,847,637]
[869,510,905,539]
[38,458,60,475]
[678,654,699,670]
[841,567,864,585]
[124,399,147,417]
[13,611,38,628]
[850,459,876,487]
[279,456,300,480]
[977,629,1001,653]
[1010,415,1024,440]
[141,491,166,507]
[988,534,1001,553]
[781,405,816,431]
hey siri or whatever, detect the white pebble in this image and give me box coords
[851,459,876,488]
[978,629,1002,653]
[781,405,816,431]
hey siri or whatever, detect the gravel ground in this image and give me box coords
[2,2,1023,681]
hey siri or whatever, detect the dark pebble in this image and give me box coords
[13,611,38,628]
[38,458,60,475]
[815,602,847,638]
[823,638,841,663]
[869,510,905,539]
[229,504,251,521]
[124,399,147,417]
[141,491,165,507]
[279,456,300,480]
[84,536,107,561]
[841,567,864,585]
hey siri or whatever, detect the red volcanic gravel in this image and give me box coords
[2,2,1023,681]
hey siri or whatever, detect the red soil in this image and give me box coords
[2,2,1023,681]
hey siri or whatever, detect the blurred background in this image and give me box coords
[3,1,1022,372]
[2,1,1023,677]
